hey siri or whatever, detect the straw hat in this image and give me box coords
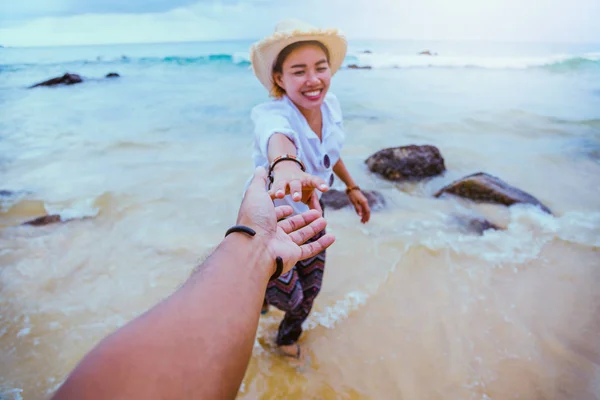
[250,19,347,93]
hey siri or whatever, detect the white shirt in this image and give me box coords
[247,92,346,215]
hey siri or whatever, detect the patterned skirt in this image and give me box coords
[264,229,327,346]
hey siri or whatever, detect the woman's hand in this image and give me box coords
[268,161,329,212]
[348,190,371,224]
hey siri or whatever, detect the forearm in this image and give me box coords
[333,158,357,188]
[52,235,273,400]
[267,133,297,162]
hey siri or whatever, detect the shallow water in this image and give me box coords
[1,40,600,399]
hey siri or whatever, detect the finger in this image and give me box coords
[353,201,362,217]
[303,175,329,193]
[288,217,327,245]
[299,233,336,261]
[308,191,322,214]
[247,166,269,193]
[277,209,321,234]
[274,205,293,221]
[269,178,288,199]
[362,202,371,223]
[288,179,303,202]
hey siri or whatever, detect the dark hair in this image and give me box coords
[271,40,330,98]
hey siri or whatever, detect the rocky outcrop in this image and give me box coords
[29,72,120,88]
[22,214,62,226]
[321,189,385,210]
[434,172,552,214]
[21,214,93,226]
[29,73,83,88]
[365,145,446,182]
[347,64,372,70]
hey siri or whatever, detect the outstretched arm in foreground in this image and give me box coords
[51,166,336,400]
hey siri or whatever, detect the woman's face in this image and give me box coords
[274,43,332,112]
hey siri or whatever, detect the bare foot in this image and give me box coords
[278,343,301,359]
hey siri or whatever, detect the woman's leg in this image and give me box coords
[264,267,304,315]
[273,229,327,347]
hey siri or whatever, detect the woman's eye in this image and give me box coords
[294,71,305,76]
[317,67,327,72]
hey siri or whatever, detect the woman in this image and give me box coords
[248,19,371,359]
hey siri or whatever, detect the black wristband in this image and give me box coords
[271,256,283,281]
[225,226,283,282]
[224,225,256,238]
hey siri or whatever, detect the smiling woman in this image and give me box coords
[245,18,372,359]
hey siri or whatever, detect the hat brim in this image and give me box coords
[250,29,347,93]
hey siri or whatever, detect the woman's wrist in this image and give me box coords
[272,160,303,173]
[346,185,361,195]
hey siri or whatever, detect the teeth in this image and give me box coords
[304,90,320,96]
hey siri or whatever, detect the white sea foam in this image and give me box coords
[346,52,600,70]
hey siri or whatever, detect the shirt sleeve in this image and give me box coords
[250,101,298,157]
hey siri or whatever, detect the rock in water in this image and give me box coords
[22,214,62,226]
[347,64,372,69]
[365,145,446,182]
[321,189,386,210]
[29,73,83,88]
[434,172,552,214]
[450,215,503,235]
[105,72,120,78]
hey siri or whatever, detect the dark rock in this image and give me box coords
[462,217,502,235]
[449,214,503,235]
[105,72,120,78]
[363,50,372,54]
[321,189,385,210]
[347,64,372,69]
[468,218,501,233]
[434,172,552,214]
[22,214,62,226]
[29,73,83,88]
[0,190,14,197]
[365,145,446,182]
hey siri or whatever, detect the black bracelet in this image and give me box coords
[224,225,256,238]
[225,226,283,281]
[271,256,284,281]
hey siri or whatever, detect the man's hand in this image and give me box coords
[236,166,335,274]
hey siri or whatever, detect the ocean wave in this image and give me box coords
[344,52,600,71]
[0,53,252,72]
[0,388,24,400]
[2,51,599,73]
[416,207,600,264]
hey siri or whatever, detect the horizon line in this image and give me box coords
[3,36,600,49]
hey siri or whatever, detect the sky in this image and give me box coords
[1,0,599,47]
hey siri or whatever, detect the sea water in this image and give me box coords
[1,39,600,399]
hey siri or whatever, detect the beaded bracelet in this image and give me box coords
[345,185,361,195]
[269,154,306,173]
[267,154,306,189]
